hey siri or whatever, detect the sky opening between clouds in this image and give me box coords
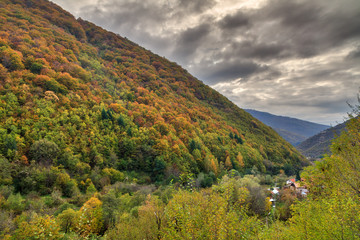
[51,0,360,125]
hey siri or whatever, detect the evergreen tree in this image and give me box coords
[101,108,108,120]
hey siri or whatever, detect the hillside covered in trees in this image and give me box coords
[297,121,347,158]
[0,0,342,238]
[0,0,306,185]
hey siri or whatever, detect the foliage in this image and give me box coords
[106,195,164,240]
[13,215,63,240]
[0,156,12,185]
[4,0,358,239]
[5,193,25,214]
[75,197,103,237]
[215,174,269,216]
[30,139,60,166]
[162,189,261,239]
[57,208,77,234]
[0,0,305,196]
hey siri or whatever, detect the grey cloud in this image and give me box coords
[76,0,177,57]
[212,44,359,124]
[262,0,321,28]
[255,0,360,57]
[178,0,216,13]
[197,60,268,84]
[79,1,166,28]
[173,23,212,61]
[179,24,211,44]
[76,0,217,62]
[347,46,360,59]
[230,41,289,60]
[218,11,250,29]
[268,93,351,119]
[217,79,354,124]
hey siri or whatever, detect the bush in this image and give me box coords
[6,193,25,214]
[13,215,63,240]
[30,62,43,74]
[30,139,60,166]
[0,157,12,185]
[0,47,24,71]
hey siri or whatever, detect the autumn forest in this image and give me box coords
[0,0,359,239]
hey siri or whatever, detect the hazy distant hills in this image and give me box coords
[297,122,347,158]
[245,109,330,145]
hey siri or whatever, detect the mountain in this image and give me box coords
[245,109,330,145]
[297,121,347,158]
[0,0,306,190]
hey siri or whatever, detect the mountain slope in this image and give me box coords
[0,0,306,190]
[245,109,330,145]
[297,122,347,158]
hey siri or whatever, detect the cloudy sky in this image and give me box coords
[51,0,360,125]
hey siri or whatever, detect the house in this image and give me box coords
[297,186,309,196]
[286,178,296,185]
[269,198,276,207]
[284,178,308,196]
[271,188,279,195]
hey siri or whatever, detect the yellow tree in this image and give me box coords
[76,197,103,237]
[236,152,245,168]
[13,215,63,240]
[225,155,233,170]
[106,195,165,240]
[163,189,260,240]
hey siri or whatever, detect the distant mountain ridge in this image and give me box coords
[297,121,347,158]
[245,109,330,145]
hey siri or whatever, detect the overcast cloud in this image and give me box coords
[51,0,360,125]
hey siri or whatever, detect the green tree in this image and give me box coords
[0,156,12,185]
[117,115,126,127]
[101,108,108,120]
[6,193,25,214]
[30,139,60,165]
[57,208,78,233]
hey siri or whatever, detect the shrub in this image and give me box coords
[30,139,60,166]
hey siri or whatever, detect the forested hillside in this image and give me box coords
[0,0,318,238]
[297,121,347,158]
[0,0,305,185]
[0,0,359,239]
